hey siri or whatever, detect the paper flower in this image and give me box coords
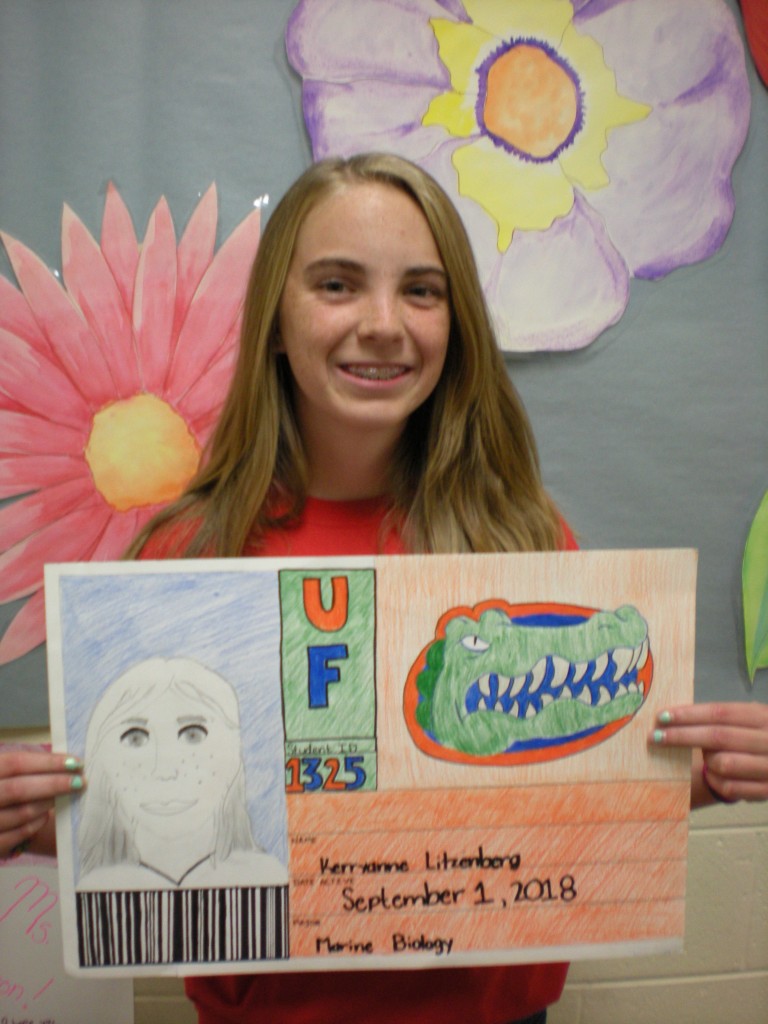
[0,186,261,664]
[287,0,750,351]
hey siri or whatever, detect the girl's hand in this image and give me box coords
[649,702,768,808]
[0,750,84,858]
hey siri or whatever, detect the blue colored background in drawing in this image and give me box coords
[57,571,288,877]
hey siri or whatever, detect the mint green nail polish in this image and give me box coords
[70,775,84,791]
[652,729,665,744]
[659,711,673,725]
[64,756,83,771]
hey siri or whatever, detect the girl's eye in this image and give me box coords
[120,727,149,748]
[460,635,490,653]
[178,724,208,745]
[320,279,347,294]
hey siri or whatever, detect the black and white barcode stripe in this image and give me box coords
[76,886,289,967]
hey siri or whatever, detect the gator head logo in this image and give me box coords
[404,602,652,765]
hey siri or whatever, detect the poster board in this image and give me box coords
[45,550,696,977]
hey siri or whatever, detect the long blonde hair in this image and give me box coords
[128,153,562,558]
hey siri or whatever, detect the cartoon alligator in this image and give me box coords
[407,603,651,762]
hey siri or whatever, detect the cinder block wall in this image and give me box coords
[133,802,768,1023]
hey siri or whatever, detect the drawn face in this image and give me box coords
[101,685,242,841]
[278,183,451,455]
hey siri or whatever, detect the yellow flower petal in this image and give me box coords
[430,18,491,94]
[557,24,651,190]
[453,138,574,250]
[423,90,477,137]
[464,0,573,45]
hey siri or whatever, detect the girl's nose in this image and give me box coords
[359,291,404,343]
[152,741,179,780]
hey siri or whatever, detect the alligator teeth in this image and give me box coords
[636,637,649,671]
[550,656,570,689]
[572,661,589,684]
[528,659,546,693]
[509,675,526,698]
[611,647,633,679]
[593,652,609,679]
[597,685,611,706]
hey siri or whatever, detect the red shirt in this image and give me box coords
[141,496,574,1024]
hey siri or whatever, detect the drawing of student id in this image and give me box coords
[46,550,696,979]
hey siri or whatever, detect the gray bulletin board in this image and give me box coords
[0,0,766,725]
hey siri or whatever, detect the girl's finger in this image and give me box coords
[0,811,49,859]
[0,751,83,780]
[0,771,85,810]
[650,723,768,755]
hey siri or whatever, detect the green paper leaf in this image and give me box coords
[743,490,768,683]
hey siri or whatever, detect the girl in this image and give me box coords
[77,656,288,891]
[2,153,767,1024]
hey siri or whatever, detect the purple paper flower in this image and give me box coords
[287,0,750,352]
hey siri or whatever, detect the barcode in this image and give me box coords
[76,886,289,967]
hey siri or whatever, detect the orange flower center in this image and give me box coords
[85,394,201,512]
[483,43,579,158]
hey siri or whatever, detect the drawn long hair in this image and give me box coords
[127,152,563,558]
[78,657,256,877]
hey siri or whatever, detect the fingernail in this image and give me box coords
[658,710,673,725]
[652,729,665,744]
[70,775,84,791]
[64,757,83,772]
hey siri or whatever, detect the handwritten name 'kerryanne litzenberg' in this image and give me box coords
[319,846,521,876]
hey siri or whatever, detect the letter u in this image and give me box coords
[303,576,349,631]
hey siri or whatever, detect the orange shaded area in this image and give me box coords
[287,781,689,835]
[483,44,578,157]
[302,576,350,631]
[286,781,688,959]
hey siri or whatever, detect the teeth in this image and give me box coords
[612,647,635,679]
[572,661,589,684]
[597,685,611,707]
[540,694,554,709]
[348,365,404,380]
[509,675,526,698]
[525,703,536,719]
[550,656,570,689]
[509,701,520,717]
[628,681,639,695]
[478,674,492,697]
[615,683,628,699]
[497,675,511,698]
[559,685,573,701]
[636,638,649,671]
[593,652,609,678]
[528,659,546,693]
[577,689,592,705]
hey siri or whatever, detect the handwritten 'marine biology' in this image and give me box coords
[46,548,696,977]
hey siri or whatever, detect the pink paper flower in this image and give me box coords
[287,0,750,351]
[0,185,261,664]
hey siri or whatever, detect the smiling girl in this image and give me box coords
[2,153,767,1024]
